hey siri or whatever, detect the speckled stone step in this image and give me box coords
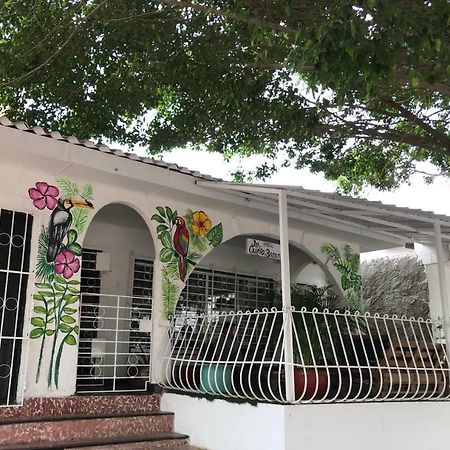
[3,432,191,449]
[0,412,174,448]
[0,395,161,423]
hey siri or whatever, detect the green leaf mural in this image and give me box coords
[28,178,94,388]
[152,207,223,318]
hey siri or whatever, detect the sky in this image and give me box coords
[147,147,450,216]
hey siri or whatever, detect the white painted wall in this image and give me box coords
[163,392,450,450]
[162,393,286,450]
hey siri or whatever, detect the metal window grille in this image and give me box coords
[0,209,33,406]
[76,249,103,391]
[177,268,275,316]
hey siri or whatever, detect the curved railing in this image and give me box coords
[158,308,450,403]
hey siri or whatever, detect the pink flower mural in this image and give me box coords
[54,250,81,279]
[28,182,60,210]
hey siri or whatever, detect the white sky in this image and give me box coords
[149,147,450,216]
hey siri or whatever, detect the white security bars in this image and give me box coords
[76,293,152,393]
[159,308,450,403]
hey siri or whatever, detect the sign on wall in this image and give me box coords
[246,238,281,260]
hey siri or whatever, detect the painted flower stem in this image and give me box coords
[48,284,67,388]
[36,287,53,383]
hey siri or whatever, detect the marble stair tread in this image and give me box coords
[0,414,174,447]
[0,395,161,422]
[1,432,190,449]
[0,411,173,424]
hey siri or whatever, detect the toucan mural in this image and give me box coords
[28,178,94,389]
[152,208,223,318]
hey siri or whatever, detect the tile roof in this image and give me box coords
[0,116,220,182]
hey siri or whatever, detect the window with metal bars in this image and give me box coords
[176,267,275,316]
[128,258,153,358]
[77,249,102,384]
[0,208,33,405]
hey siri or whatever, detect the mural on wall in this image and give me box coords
[28,178,94,388]
[151,207,223,318]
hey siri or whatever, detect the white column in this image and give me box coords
[433,221,450,358]
[279,190,295,403]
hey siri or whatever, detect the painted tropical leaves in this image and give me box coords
[151,207,223,318]
[28,177,94,388]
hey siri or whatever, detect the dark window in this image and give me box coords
[0,209,33,405]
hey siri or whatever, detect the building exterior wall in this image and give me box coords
[0,144,353,401]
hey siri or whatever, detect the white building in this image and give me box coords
[1,116,450,449]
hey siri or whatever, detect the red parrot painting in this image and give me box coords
[173,216,190,281]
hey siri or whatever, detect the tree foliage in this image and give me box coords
[0,0,449,192]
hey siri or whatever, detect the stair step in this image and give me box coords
[0,395,161,422]
[0,413,174,447]
[2,432,190,449]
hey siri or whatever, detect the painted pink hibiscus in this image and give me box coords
[54,250,80,279]
[28,182,60,210]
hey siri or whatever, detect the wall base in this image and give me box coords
[162,393,450,450]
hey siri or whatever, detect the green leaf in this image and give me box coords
[206,223,223,247]
[67,279,80,285]
[172,210,178,224]
[60,315,76,324]
[156,206,166,217]
[157,224,168,234]
[33,294,45,301]
[35,282,52,290]
[46,329,55,336]
[64,295,79,304]
[31,317,45,327]
[63,307,78,314]
[160,230,172,249]
[54,284,66,292]
[64,335,77,345]
[67,242,82,256]
[165,206,173,220]
[29,328,44,338]
[160,247,175,263]
[67,286,80,294]
[54,275,67,285]
[74,325,80,334]
[59,323,71,333]
[38,291,54,297]
[66,229,78,245]
[151,214,165,224]
[33,306,46,314]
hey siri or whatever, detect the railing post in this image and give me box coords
[433,221,450,360]
[278,190,295,403]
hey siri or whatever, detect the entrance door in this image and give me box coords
[76,253,153,393]
[0,209,33,405]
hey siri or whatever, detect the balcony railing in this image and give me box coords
[158,308,450,403]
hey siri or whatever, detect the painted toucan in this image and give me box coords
[173,216,189,281]
[46,197,94,262]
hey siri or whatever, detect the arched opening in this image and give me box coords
[76,203,155,394]
[175,233,338,317]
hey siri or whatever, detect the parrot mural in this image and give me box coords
[152,206,223,318]
[173,216,190,281]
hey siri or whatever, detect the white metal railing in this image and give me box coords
[76,293,152,393]
[158,308,450,403]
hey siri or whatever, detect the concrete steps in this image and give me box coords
[0,395,191,449]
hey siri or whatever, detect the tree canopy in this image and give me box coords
[0,0,449,192]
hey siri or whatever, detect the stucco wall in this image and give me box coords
[361,253,430,318]
[163,392,450,450]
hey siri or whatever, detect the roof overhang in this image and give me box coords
[196,181,450,246]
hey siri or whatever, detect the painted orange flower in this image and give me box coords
[191,211,212,237]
